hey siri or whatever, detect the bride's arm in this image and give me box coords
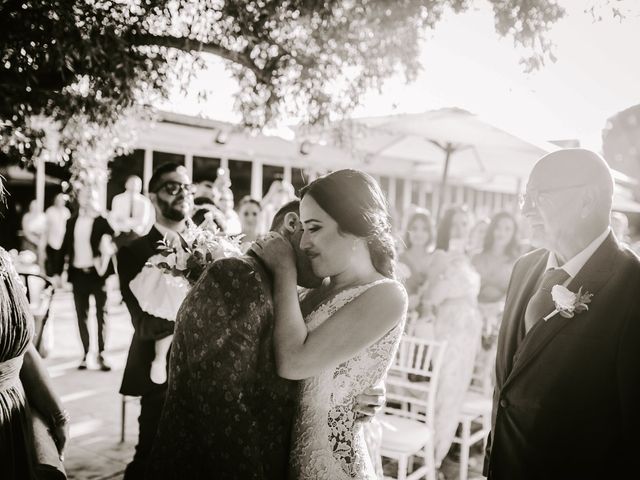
[255,232,406,380]
[272,275,406,379]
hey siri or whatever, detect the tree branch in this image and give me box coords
[131,33,270,83]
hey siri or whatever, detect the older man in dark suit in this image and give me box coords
[484,149,640,479]
[117,163,195,479]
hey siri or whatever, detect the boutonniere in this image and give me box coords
[544,285,593,321]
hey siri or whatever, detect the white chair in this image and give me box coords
[451,352,493,480]
[381,336,447,480]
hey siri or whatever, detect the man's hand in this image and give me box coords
[251,232,296,275]
[354,384,386,422]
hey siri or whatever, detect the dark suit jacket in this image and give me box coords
[63,214,115,280]
[146,255,297,480]
[118,227,175,397]
[484,233,640,479]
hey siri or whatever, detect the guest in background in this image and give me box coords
[397,209,434,312]
[468,216,490,256]
[21,200,47,268]
[216,188,242,235]
[415,205,481,466]
[473,211,521,303]
[472,211,521,392]
[118,163,195,480]
[192,201,226,230]
[238,196,263,253]
[611,211,631,246]
[62,188,114,371]
[110,175,154,247]
[45,193,71,288]
[261,177,296,232]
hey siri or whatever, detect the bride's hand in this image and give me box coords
[251,232,296,275]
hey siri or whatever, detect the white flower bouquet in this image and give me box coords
[129,213,242,321]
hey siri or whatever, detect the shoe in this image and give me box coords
[78,356,88,370]
[97,355,112,372]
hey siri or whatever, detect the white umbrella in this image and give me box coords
[342,108,557,218]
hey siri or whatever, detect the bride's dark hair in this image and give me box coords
[299,169,396,279]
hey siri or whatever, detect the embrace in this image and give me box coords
[145,170,408,479]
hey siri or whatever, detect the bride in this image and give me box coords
[254,169,407,479]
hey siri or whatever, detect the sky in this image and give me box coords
[161,0,640,151]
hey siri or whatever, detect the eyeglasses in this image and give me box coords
[518,183,587,210]
[157,181,196,196]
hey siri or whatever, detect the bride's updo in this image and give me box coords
[300,169,397,279]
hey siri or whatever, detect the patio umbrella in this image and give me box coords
[345,108,557,219]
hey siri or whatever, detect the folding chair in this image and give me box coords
[381,336,447,480]
[19,273,54,357]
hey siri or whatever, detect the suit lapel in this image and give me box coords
[503,233,619,389]
[497,251,548,386]
[146,227,164,254]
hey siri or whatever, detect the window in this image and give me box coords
[262,164,285,197]
[291,167,309,196]
[152,151,185,171]
[193,156,221,183]
[228,159,252,203]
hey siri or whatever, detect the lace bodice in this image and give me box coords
[290,279,406,479]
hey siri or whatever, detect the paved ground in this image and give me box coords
[45,286,137,480]
[44,285,484,480]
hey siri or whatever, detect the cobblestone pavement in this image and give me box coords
[45,285,484,480]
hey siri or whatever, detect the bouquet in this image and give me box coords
[129,213,242,321]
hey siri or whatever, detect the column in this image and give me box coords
[143,148,153,194]
[283,165,292,184]
[185,152,193,181]
[251,159,263,200]
[35,156,45,213]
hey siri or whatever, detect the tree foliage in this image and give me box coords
[1,0,567,164]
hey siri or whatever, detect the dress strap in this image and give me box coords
[0,356,23,392]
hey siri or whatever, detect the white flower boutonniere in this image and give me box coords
[544,285,593,321]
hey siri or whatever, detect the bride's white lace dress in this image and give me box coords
[290,279,406,479]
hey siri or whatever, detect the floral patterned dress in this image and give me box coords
[290,279,406,480]
[0,248,37,479]
[146,256,298,480]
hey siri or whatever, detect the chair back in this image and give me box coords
[18,273,53,315]
[384,335,447,427]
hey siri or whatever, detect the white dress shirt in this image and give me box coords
[45,206,71,250]
[110,192,153,236]
[545,228,611,284]
[73,215,95,269]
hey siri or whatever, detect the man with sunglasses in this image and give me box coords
[484,149,640,479]
[117,163,195,479]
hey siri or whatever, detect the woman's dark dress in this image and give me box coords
[0,247,37,479]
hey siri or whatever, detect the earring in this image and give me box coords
[352,239,358,252]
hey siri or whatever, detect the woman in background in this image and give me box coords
[398,209,434,313]
[415,205,481,467]
[467,217,490,256]
[237,196,263,253]
[21,200,47,270]
[472,211,521,392]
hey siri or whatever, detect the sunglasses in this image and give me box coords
[157,181,196,196]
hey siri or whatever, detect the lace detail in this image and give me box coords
[290,279,406,479]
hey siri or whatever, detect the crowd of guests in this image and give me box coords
[395,205,523,467]
[6,159,640,479]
